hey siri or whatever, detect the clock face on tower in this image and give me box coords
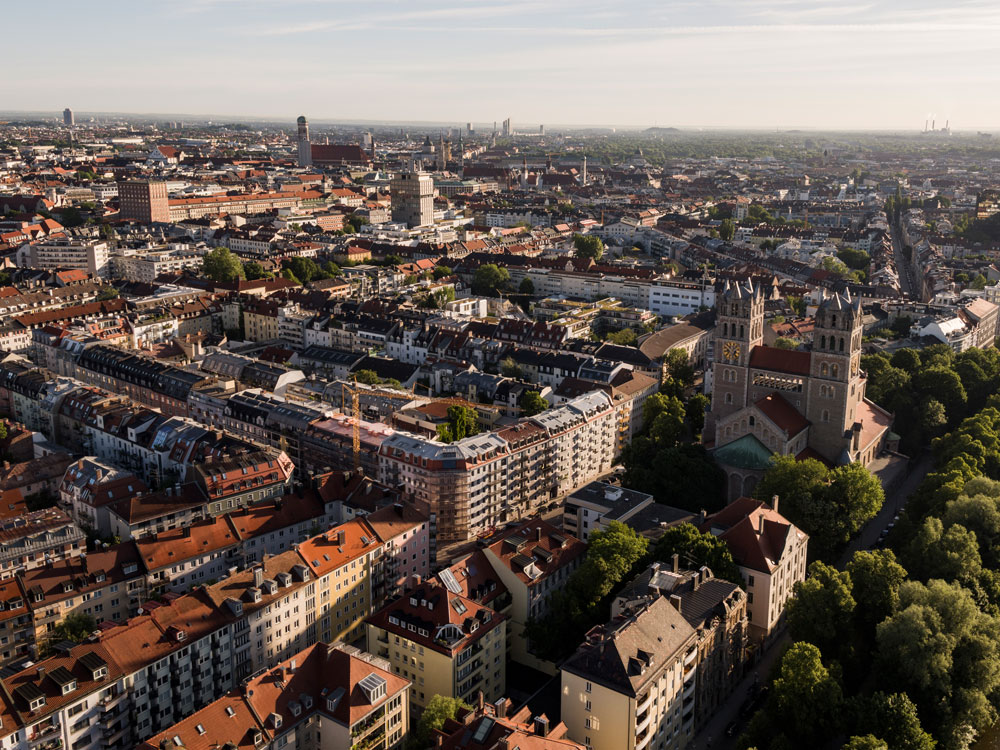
[723,341,741,361]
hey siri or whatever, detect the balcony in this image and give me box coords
[636,692,654,717]
[27,722,62,749]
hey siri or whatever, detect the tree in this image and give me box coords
[771,642,843,745]
[285,257,319,284]
[890,347,921,372]
[354,369,380,386]
[500,357,522,379]
[445,406,478,442]
[41,613,98,655]
[842,737,888,750]
[838,247,871,271]
[774,337,798,350]
[243,261,269,281]
[664,349,694,385]
[786,561,856,658]
[852,692,936,750]
[281,268,301,284]
[718,218,735,242]
[846,550,907,638]
[606,328,638,346]
[686,393,710,436]
[471,264,510,296]
[518,276,535,297]
[409,696,470,749]
[433,265,452,280]
[876,579,1000,743]
[202,246,245,282]
[651,523,742,584]
[96,286,119,301]
[573,233,604,260]
[519,391,548,417]
[971,273,989,291]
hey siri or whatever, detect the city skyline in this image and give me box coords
[6,0,1000,130]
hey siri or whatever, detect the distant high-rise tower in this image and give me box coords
[118,180,170,223]
[539,124,544,136]
[63,108,74,127]
[502,118,511,137]
[467,122,473,134]
[390,172,435,228]
[296,115,311,167]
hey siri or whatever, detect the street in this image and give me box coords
[689,452,932,750]
[889,216,918,299]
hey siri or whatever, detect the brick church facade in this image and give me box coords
[706,280,892,499]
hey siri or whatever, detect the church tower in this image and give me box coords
[806,290,865,462]
[710,279,764,427]
[296,116,311,167]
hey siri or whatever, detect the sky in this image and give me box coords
[5,0,1000,130]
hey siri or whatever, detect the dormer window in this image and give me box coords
[29,696,45,711]
[61,680,77,695]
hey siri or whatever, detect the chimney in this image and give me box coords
[771,494,779,514]
[698,509,707,526]
[671,553,679,574]
[494,698,506,719]
[253,567,264,587]
[37,666,45,678]
[535,527,542,542]
[669,594,682,613]
[477,691,484,710]
[533,716,549,737]
[757,513,765,536]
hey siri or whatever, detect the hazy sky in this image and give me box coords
[6,0,1000,130]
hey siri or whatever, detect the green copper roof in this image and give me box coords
[713,434,774,470]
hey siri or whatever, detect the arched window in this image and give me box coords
[832,364,839,378]
[725,393,732,404]
[839,337,845,352]
[725,426,732,438]
[821,363,829,376]
[822,410,830,422]
[820,385,827,397]
[739,325,744,338]
[831,314,837,328]
[820,335,826,349]
[749,416,756,427]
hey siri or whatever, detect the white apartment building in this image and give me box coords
[18,237,110,278]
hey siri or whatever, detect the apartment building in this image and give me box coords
[363,502,431,600]
[139,642,410,750]
[20,543,147,649]
[700,497,807,643]
[561,598,699,750]
[563,482,655,542]
[136,515,242,593]
[612,559,748,727]
[379,391,617,560]
[365,578,506,711]
[0,578,32,667]
[482,519,585,664]
[297,517,386,647]
[0,508,86,580]
[17,237,110,278]
[166,190,322,221]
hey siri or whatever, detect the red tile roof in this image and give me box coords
[748,345,812,376]
[754,392,809,436]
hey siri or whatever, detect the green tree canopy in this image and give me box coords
[651,522,742,584]
[842,736,888,750]
[243,261,270,280]
[786,561,856,658]
[719,218,735,241]
[408,696,470,749]
[471,264,510,296]
[518,390,548,417]
[202,246,245,282]
[573,233,604,260]
[518,277,535,295]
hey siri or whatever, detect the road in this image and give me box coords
[689,453,933,750]
[889,217,918,299]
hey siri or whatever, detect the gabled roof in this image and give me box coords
[700,497,807,574]
[712,434,773,471]
[754,392,809,436]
